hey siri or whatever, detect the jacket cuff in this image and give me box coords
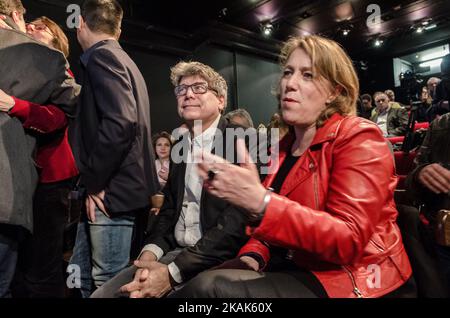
[239,252,266,271]
[238,238,271,265]
[8,97,31,122]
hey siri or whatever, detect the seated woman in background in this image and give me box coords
[153,131,173,188]
[171,35,415,298]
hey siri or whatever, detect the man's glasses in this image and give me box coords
[174,82,216,96]
[375,98,386,103]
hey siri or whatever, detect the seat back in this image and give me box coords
[394,151,417,190]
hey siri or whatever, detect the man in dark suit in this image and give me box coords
[0,0,80,297]
[69,0,158,296]
[91,61,251,298]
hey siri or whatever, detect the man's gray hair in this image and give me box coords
[170,61,228,110]
[223,108,254,128]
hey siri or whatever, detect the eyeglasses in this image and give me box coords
[27,22,54,37]
[174,82,216,96]
[375,98,386,103]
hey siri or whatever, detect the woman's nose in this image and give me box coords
[26,23,35,33]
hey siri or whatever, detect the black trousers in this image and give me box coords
[170,256,328,298]
[170,255,417,298]
[16,178,77,298]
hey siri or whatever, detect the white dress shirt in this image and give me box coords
[376,107,390,137]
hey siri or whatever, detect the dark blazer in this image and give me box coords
[406,113,450,216]
[73,40,158,213]
[370,106,409,136]
[144,117,250,281]
[0,23,80,232]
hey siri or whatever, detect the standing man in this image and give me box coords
[0,0,80,297]
[70,0,158,296]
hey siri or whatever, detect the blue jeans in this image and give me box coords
[69,208,135,297]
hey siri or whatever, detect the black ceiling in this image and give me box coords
[24,0,450,60]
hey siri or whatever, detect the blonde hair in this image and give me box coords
[170,61,228,110]
[0,0,25,16]
[278,35,359,127]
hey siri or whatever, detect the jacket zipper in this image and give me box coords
[369,238,385,252]
[342,266,364,298]
[312,165,319,210]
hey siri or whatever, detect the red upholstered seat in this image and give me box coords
[387,136,405,145]
[414,122,429,131]
[394,151,417,190]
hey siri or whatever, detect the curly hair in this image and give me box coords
[170,61,228,110]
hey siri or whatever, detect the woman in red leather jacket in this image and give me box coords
[171,35,415,298]
[0,16,79,297]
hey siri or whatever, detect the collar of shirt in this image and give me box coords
[378,105,390,116]
[188,115,221,149]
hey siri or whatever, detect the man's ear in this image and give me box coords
[78,15,85,30]
[116,28,122,40]
[11,11,20,24]
[217,96,225,114]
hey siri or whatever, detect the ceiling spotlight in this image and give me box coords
[374,39,383,47]
[416,26,424,33]
[342,28,350,36]
[261,22,274,36]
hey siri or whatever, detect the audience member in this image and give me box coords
[224,108,254,128]
[153,131,173,188]
[406,111,450,292]
[91,61,249,298]
[357,93,373,119]
[170,35,415,298]
[371,91,408,137]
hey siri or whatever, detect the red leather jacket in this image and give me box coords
[239,113,412,298]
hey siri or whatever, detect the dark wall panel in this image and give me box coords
[192,44,236,114]
[126,49,181,134]
[235,53,279,127]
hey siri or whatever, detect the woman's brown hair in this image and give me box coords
[32,16,69,58]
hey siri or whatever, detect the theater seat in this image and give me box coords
[387,136,404,146]
[414,122,429,131]
[394,151,417,190]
